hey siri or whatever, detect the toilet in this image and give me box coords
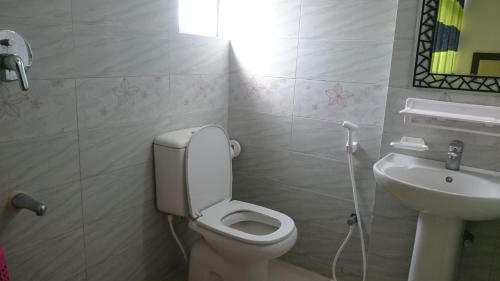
[153,125,297,281]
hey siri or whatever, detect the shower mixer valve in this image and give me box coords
[0,30,33,91]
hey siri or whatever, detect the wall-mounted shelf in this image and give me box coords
[400,98,500,137]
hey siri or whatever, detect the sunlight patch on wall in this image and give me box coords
[220,0,285,75]
[179,0,219,37]
[219,0,282,40]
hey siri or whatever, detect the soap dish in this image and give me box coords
[390,137,429,152]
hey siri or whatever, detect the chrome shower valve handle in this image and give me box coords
[2,55,29,90]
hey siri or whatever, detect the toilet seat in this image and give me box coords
[197,200,295,245]
[186,125,296,246]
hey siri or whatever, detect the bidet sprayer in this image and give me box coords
[342,121,359,153]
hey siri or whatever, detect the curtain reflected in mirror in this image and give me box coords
[430,0,500,77]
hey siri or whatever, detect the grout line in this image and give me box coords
[298,37,396,43]
[69,1,88,279]
[71,58,88,281]
[74,83,89,281]
[234,170,359,205]
[0,129,78,144]
[290,0,304,148]
[228,72,385,87]
[229,106,383,128]
[78,160,153,182]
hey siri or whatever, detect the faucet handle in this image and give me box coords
[448,152,458,160]
[4,55,29,91]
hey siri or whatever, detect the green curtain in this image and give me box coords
[431,0,465,74]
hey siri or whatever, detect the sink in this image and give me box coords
[373,153,500,281]
[374,153,500,221]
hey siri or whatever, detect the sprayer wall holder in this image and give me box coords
[346,141,358,153]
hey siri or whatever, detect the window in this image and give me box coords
[178,0,219,37]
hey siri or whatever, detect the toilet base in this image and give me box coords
[189,240,270,281]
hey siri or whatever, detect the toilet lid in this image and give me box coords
[186,125,232,218]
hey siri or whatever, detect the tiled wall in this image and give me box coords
[0,0,228,280]
[367,0,500,281]
[227,0,398,278]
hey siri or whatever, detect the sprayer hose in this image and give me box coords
[331,225,356,281]
[331,146,367,281]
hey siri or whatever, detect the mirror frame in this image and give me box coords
[413,0,500,93]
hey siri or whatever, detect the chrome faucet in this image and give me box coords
[446,140,464,171]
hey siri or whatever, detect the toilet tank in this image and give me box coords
[153,127,200,216]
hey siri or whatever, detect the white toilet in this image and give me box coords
[153,125,297,281]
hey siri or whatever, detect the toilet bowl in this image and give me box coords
[153,125,297,281]
[189,200,297,281]
[191,200,297,261]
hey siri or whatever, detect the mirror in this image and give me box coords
[413,0,500,93]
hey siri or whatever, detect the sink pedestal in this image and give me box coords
[409,213,465,281]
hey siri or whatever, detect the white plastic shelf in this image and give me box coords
[399,98,500,137]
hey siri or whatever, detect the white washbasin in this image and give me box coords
[374,152,500,281]
[373,153,500,221]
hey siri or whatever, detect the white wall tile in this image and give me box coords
[300,0,398,41]
[0,132,80,190]
[0,0,71,21]
[73,25,170,77]
[81,163,155,224]
[297,39,394,83]
[72,0,171,35]
[233,146,291,183]
[294,80,388,126]
[230,74,295,116]
[6,229,86,281]
[229,109,292,150]
[0,79,76,141]
[78,120,160,178]
[169,74,229,113]
[170,34,229,75]
[221,0,301,39]
[394,0,420,40]
[389,40,415,88]
[230,38,298,78]
[76,76,170,129]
